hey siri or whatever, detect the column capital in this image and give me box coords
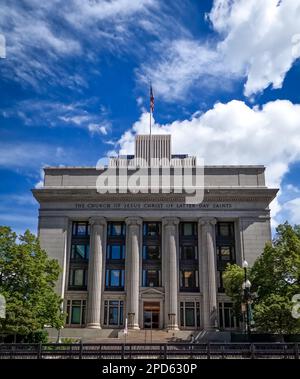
[89,217,106,227]
[125,216,142,226]
[198,217,217,226]
[162,217,180,227]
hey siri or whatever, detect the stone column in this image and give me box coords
[199,217,217,329]
[163,217,179,330]
[125,217,142,329]
[87,217,106,328]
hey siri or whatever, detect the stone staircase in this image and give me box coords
[117,329,193,343]
[46,327,194,343]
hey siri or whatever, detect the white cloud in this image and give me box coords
[282,197,300,224]
[0,0,158,89]
[2,98,111,136]
[118,99,300,224]
[138,39,231,102]
[140,0,300,100]
[35,169,45,189]
[210,0,300,96]
[88,123,108,135]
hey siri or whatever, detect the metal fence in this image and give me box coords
[0,342,299,359]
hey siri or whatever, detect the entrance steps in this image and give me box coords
[117,329,194,343]
[46,327,195,343]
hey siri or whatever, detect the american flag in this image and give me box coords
[150,84,154,113]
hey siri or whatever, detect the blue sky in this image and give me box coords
[1,0,300,235]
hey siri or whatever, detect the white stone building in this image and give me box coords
[32,134,278,338]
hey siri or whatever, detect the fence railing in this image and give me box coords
[0,342,299,359]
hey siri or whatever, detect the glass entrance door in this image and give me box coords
[143,302,160,329]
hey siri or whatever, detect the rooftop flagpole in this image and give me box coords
[150,83,154,167]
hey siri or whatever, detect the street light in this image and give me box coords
[242,260,252,341]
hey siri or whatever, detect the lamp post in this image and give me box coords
[242,260,252,341]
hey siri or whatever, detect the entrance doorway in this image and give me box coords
[143,302,160,329]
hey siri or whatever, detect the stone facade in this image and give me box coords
[32,135,278,334]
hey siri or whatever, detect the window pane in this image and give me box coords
[196,305,200,327]
[224,308,230,328]
[110,300,119,306]
[185,308,195,326]
[74,270,84,286]
[220,247,231,260]
[144,223,160,237]
[148,270,158,286]
[183,223,194,236]
[110,223,123,236]
[110,245,122,259]
[181,246,196,260]
[185,302,194,307]
[72,245,86,260]
[143,245,160,260]
[183,271,193,287]
[71,306,81,324]
[77,223,87,236]
[180,307,184,327]
[120,303,124,325]
[104,304,108,325]
[110,270,120,286]
[109,306,119,325]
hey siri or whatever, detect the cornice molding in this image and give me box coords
[32,187,278,204]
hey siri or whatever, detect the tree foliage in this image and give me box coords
[223,222,300,334]
[0,226,64,339]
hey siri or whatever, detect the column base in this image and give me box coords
[128,325,140,330]
[167,325,179,331]
[86,323,102,329]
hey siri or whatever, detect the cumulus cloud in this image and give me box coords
[140,0,300,100]
[282,197,300,225]
[210,0,300,96]
[117,99,300,223]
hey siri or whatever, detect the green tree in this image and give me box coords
[223,222,300,334]
[0,226,64,341]
[223,263,245,320]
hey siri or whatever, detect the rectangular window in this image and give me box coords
[104,300,124,326]
[217,222,234,238]
[105,269,125,289]
[216,222,236,293]
[180,301,201,328]
[107,245,125,260]
[72,221,90,237]
[142,269,161,287]
[219,302,238,329]
[108,222,125,237]
[143,245,160,260]
[143,222,160,237]
[180,270,199,290]
[66,300,86,326]
[181,223,196,237]
[69,268,87,289]
[71,244,89,261]
[180,245,197,260]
